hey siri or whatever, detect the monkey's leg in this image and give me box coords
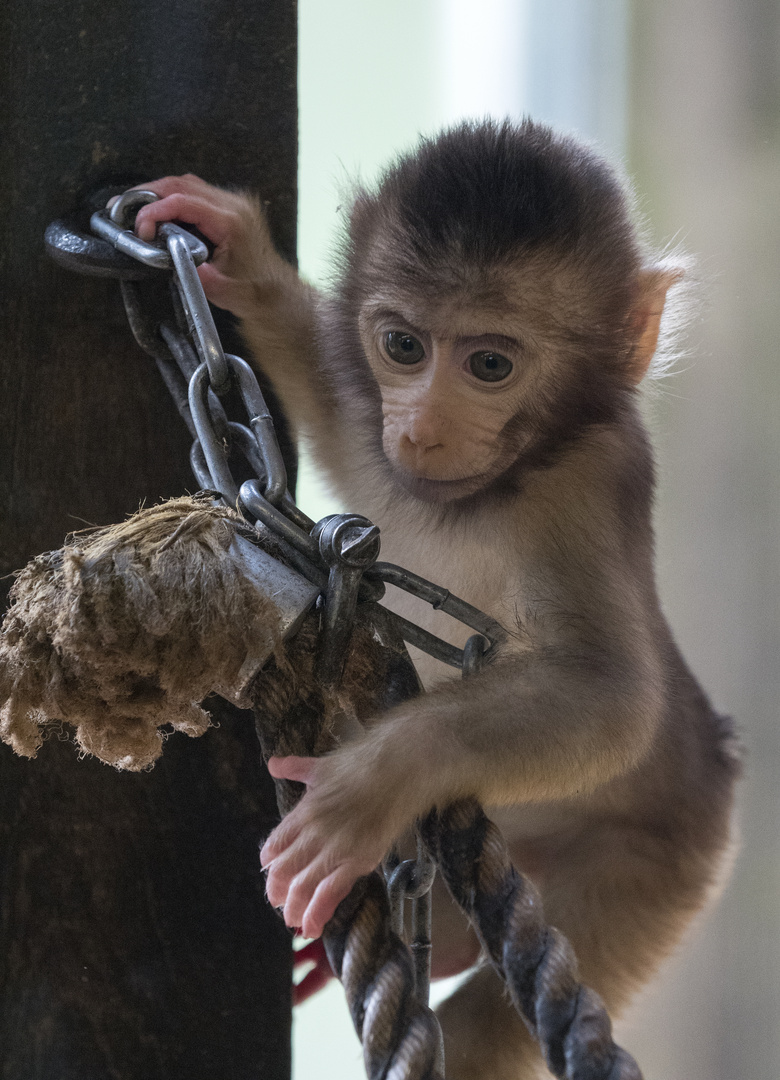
[534,822,729,1012]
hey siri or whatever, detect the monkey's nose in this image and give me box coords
[401,431,444,452]
[401,409,446,453]
[398,432,446,472]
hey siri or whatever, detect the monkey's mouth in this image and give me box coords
[392,466,495,503]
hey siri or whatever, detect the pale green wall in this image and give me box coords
[298,0,442,288]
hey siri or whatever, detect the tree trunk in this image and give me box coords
[0,2,297,1076]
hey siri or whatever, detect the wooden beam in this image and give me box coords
[0,2,297,1075]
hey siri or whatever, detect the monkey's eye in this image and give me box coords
[385,332,425,365]
[469,351,513,382]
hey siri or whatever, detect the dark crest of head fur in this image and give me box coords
[341,118,642,304]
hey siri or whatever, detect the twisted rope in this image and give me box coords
[251,620,445,1080]
[323,873,444,1080]
[421,800,642,1080]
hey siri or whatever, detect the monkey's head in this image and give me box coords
[328,120,682,505]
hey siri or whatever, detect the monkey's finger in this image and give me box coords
[283,862,332,930]
[259,812,307,869]
[121,173,218,203]
[133,192,240,245]
[267,755,319,785]
[262,827,322,903]
[132,174,214,196]
[262,838,304,895]
[300,864,362,941]
[107,174,214,211]
[264,857,295,908]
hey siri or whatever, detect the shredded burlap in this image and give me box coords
[0,494,289,771]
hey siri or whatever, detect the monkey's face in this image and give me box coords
[359,292,541,503]
[353,253,671,504]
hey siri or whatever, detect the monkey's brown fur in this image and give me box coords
[133,120,740,1080]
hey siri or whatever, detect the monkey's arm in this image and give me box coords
[131,177,323,439]
[261,606,665,938]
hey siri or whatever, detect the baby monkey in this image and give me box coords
[133,121,739,1079]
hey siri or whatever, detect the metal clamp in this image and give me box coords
[314,514,381,687]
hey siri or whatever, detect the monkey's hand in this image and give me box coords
[261,648,659,939]
[116,175,319,429]
[117,175,280,318]
[261,753,411,940]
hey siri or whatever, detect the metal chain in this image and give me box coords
[69,190,508,672]
[45,192,644,1080]
[45,192,467,1075]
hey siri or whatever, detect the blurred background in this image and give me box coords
[293,1,780,1077]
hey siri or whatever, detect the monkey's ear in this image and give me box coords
[627,267,684,383]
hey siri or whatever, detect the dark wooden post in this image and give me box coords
[0,2,297,1076]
